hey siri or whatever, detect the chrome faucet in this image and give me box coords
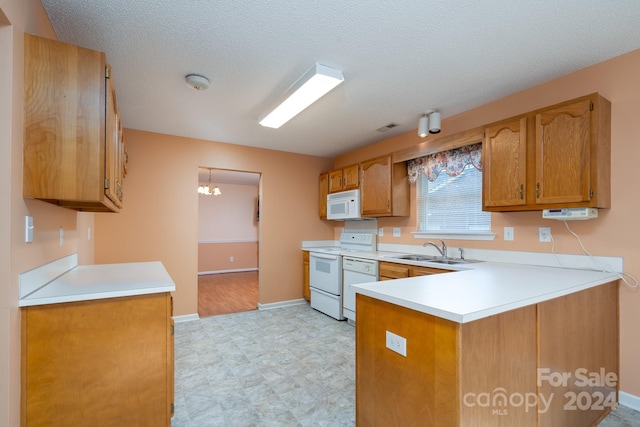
[424,240,447,259]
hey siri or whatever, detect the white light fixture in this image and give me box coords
[429,111,441,134]
[197,168,222,196]
[417,110,441,138]
[186,74,210,91]
[418,114,429,138]
[259,63,344,128]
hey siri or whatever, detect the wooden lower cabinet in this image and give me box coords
[356,281,618,426]
[379,261,450,280]
[303,251,310,301]
[21,293,174,426]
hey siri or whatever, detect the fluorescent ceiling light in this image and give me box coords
[259,63,344,128]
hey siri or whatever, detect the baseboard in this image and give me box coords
[198,268,258,276]
[172,313,200,323]
[620,390,640,412]
[258,299,307,310]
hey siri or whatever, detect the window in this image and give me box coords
[408,143,493,240]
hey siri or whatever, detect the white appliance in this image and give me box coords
[309,250,344,320]
[307,231,377,320]
[342,257,378,324]
[327,190,364,220]
[542,207,598,220]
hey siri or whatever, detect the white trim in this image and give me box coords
[412,231,496,241]
[173,313,200,323]
[198,239,258,244]
[198,268,258,276]
[620,391,640,412]
[19,254,78,299]
[258,299,307,310]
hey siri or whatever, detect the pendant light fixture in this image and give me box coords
[197,168,222,196]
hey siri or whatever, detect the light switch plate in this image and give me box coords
[504,227,514,241]
[25,216,34,243]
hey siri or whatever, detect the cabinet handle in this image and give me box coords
[519,184,524,200]
[536,182,540,199]
[387,200,390,210]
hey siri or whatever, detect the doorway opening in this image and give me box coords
[197,167,261,317]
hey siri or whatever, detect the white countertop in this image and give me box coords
[352,260,619,324]
[19,261,176,307]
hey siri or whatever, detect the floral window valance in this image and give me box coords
[407,143,482,184]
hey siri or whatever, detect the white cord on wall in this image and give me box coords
[549,220,638,289]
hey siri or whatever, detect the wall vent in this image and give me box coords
[376,123,399,132]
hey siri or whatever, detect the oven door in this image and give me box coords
[309,252,342,295]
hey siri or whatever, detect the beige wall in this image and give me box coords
[335,48,640,396]
[94,129,335,315]
[198,242,258,273]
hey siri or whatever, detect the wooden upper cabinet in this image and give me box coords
[360,155,409,217]
[319,172,329,219]
[328,164,359,193]
[23,34,124,212]
[343,164,360,190]
[535,98,594,205]
[483,117,527,208]
[482,93,610,212]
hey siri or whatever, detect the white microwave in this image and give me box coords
[327,190,363,220]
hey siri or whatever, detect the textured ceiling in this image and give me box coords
[40,0,640,158]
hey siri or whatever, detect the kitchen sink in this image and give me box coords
[392,254,483,265]
[393,254,440,261]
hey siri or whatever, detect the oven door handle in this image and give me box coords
[310,253,340,261]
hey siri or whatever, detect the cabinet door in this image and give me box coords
[343,164,359,190]
[379,262,409,279]
[409,266,449,276]
[483,117,527,208]
[328,169,344,193]
[535,99,591,205]
[361,155,392,216]
[303,252,310,301]
[105,66,123,208]
[319,173,329,219]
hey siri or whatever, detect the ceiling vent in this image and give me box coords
[376,123,399,133]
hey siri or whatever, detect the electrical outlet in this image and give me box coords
[59,227,64,246]
[504,227,514,241]
[230,256,234,262]
[539,227,551,243]
[393,227,401,237]
[385,330,407,357]
[378,227,384,237]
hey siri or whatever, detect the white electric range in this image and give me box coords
[307,232,377,320]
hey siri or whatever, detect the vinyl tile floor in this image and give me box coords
[172,304,639,427]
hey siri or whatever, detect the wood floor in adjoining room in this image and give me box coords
[198,271,259,318]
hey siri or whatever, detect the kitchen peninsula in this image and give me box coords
[19,259,176,426]
[353,261,619,426]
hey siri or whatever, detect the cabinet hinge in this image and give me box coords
[104,178,110,189]
[170,403,174,416]
[105,66,110,79]
[590,101,593,111]
[170,325,174,335]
